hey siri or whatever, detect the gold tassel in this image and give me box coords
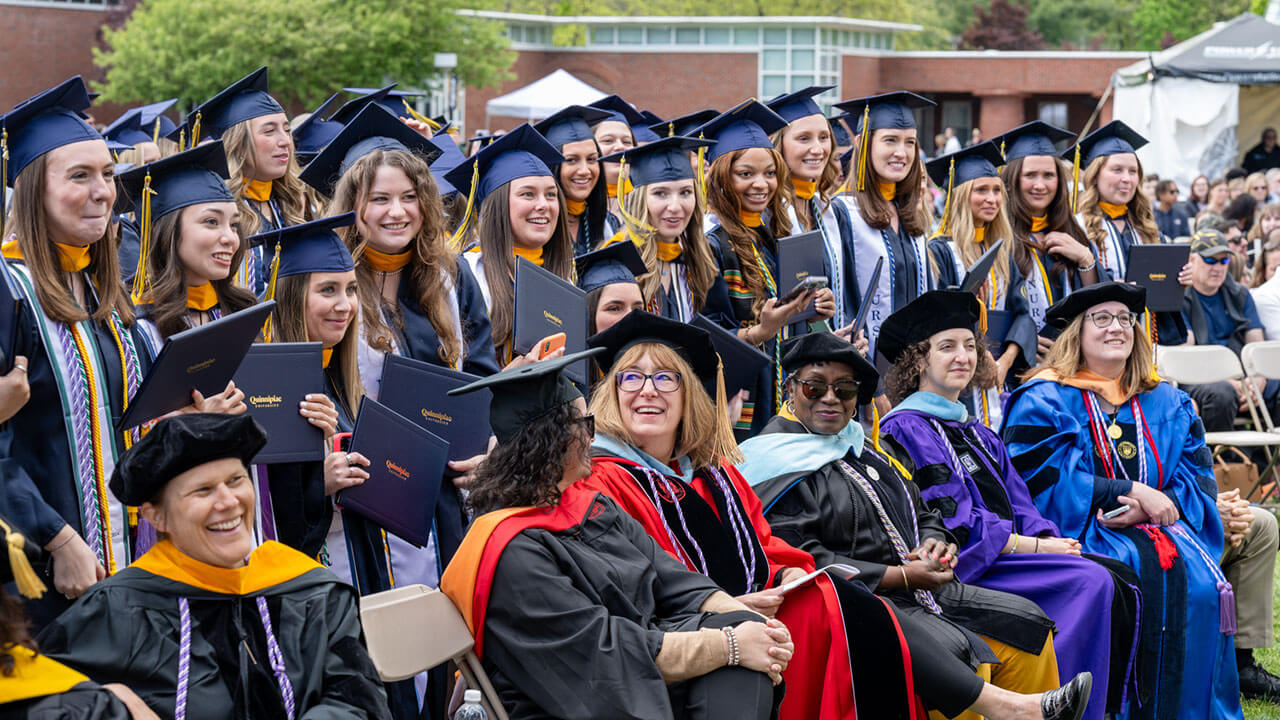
[615,157,653,238]
[936,158,956,236]
[177,129,186,153]
[130,172,157,303]
[713,358,744,466]
[870,402,913,480]
[1071,146,1081,214]
[855,105,871,192]
[190,112,202,148]
[666,122,675,137]
[695,131,709,203]
[402,99,441,131]
[977,301,988,335]
[152,117,162,144]
[1,518,46,599]
[447,162,481,251]
[262,240,282,341]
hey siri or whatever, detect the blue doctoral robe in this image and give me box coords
[1002,379,1242,720]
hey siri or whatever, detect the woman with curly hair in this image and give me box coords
[699,101,836,436]
[1002,282,1243,719]
[442,350,790,720]
[879,290,1139,720]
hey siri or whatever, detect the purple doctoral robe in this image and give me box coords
[882,393,1139,719]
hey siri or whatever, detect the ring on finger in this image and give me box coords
[345,453,353,466]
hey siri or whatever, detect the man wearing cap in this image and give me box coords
[1177,229,1272,432]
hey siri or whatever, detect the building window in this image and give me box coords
[734,27,759,45]
[706,27,731,45]
[676,27,701,44]
[1038,102,1069,129]
[591,27,615,45]
[763,28,788,45]
[618,26,643,44]
[941,100,973,145]
[647,27,672,44]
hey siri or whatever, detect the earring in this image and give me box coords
[785,398,795,414]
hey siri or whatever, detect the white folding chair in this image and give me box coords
[360,584,508,720]
[1241,341,1280,432]
[1158,345,1280,499]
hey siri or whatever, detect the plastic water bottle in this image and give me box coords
[453,689,488,720]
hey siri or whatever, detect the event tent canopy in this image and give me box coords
[485,69,608,121]
[1117,13,1280,86]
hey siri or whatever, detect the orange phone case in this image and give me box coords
[537,332,566,359]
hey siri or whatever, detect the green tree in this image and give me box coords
[93,0,513,109]
[1130,0,1250,50]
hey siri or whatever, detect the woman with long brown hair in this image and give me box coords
[767,86,859,327]
[533,105,619,255]
[832,91,937,360]
[446,124,576,364]
[182,67,313,296]
[699,101,836,437]
[926,142,1036,427]
[0,77,152,627]
[994,121,1100,359]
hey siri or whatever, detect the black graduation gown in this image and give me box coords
[0,683,130,720]
[482,494,772,720]
[36,544,390,720]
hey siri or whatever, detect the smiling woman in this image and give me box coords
[35,413,392,720]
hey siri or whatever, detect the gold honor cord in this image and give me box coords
[130,173,157,304]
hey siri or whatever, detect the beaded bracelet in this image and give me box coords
[723,626,741,667]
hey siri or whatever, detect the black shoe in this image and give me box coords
[1041,672,1092,720]
[1239,657,1280,701]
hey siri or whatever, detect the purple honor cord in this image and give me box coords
[174,596,296,720]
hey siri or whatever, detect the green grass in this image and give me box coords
[1243,550,1280,719]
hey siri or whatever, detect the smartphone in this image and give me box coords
[779,275,828,304]
[537,332,566,360]
[333,432,352,454]
[1101,505,1131,520]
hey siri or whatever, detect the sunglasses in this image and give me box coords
[793,377,859,401]
[1201,255,1231,265]
[573,414,595,435]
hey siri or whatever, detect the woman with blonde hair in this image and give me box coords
[183,67,313,295]
[1070,122,1165,278]
[925,142,1035,427]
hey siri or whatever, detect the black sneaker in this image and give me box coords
[1239,658,1280,701]
[1041,672,1092,720]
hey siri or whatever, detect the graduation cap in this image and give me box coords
[588,94,661,143]
[0,511,47,599]
[138,99,180,140]
[600,135,714,188]
[109,413,269,506]
[467,133,502,152]
[443,123,562,207]
[533,105,613,151]
[448,348,605,444]
[926,141,1005,234]
[183,66,285,144]
[250,212,356,307]
[576,241,647,294]
[103,110,154,147]
[829,114,853,147]
[429,133,468,197]
[1043,281,1146,330]
[834,91,936,192]
[1,75,101,186]
[876,289,982,364]
[693,100,788,164]
[1064,119,1147,170]
[766,85,836,124]
[993,120,1074,162]
[342,86,430,123]
[291,93,344,165]
[650,109,719,139]
[779,332,878,405]
[105,99,181,148]
[299,104,443,197]
[639,109,664,125]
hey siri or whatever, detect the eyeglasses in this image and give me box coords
[1086,310,1139,329]
[1201,255,1232,265]
[792,377,859,401]
[616,370,682,393]
[573,414,595,435]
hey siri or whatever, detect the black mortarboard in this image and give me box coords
[779,332,878,405]
[576,241,647,294]
[0,508,46,599]
[299,104,443,197]
[993,120,1074,162]
[430,133,467,197]
[448,348,604,444]
[926,141,1005,191]
[766,85,836,123]
[588,94,661,143]
[187,67,285,141]
[443,123,563,204]
[110,413,268,505]
[1043,281,1146,329]
[117,141,234,220]
[587,310,719,396]
[533,105,613,150]
[877,290,982,364]
[834,91,935,134]
[693,100,788,164]
[1,76,102,185]
[1063,120,1148,169]
[342,86,427,121]
[250,212,356,280]
[599,135,714,188]
[829,114,853,147]
[650,109,720,138]
[291,93,344,164]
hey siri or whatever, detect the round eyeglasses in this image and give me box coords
[616,370,682,393]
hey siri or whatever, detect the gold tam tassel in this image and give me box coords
[1,518,46,599]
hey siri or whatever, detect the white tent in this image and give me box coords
[485,69,607,123]
[1113,13,1280,190]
